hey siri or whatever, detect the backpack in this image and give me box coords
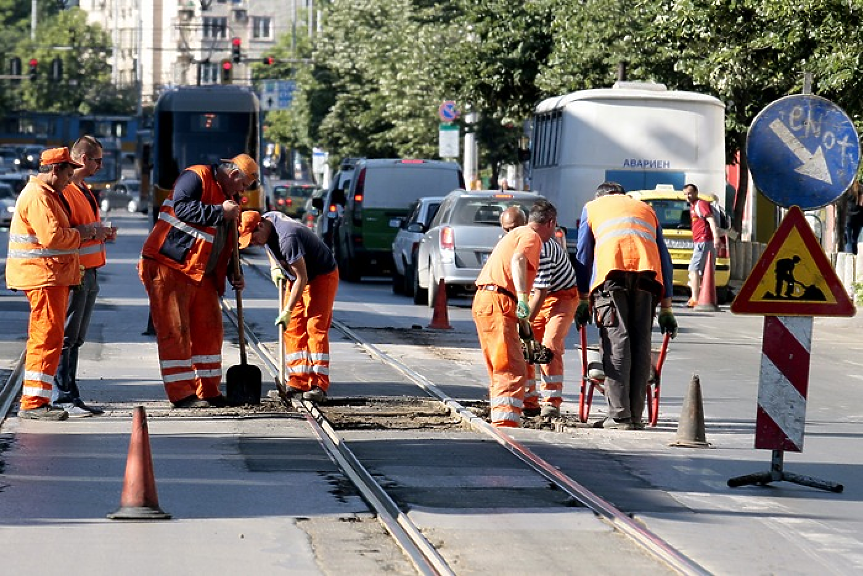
[695,200,731,235]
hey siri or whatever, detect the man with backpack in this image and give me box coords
[685,183,721,307]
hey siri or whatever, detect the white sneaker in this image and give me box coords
[57,403,93,418]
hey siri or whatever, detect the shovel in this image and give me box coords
[226,232,262,405]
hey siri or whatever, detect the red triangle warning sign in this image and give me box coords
[731,206,856,317]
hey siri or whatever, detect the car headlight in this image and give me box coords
[5,206,14,214]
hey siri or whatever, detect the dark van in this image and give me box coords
[333,159,464,281]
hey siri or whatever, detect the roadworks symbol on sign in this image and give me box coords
[731,206,855,317]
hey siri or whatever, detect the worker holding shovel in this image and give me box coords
[238,210,339,403]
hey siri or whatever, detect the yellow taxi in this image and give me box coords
[627,186,732,301]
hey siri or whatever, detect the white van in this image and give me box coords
[334,158,464,281]
[530,82,726,246]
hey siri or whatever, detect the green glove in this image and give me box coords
[270,267,287,285]
[516,294,530,319]
[275,306,291,329]
[575,301,591,328]
[658,308,678,338]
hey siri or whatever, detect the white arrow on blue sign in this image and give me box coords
[747,94,860,210]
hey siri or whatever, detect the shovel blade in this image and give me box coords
[226,363,262,405]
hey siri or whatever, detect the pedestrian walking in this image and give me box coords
[473,200,557,428]
[576,182,677,430]
[53,135,116,417]
[685,183,720,306]
[238,210,339,402]
[6,148,101,421]
[138,154,255,408]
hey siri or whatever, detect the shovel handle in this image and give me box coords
[232,228,248,365]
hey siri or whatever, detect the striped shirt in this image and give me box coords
[533,238,577,292]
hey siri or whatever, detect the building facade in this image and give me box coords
[77,0,311,108]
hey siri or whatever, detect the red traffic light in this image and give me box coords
[29,58,38,67]
[232,37,241,48]
[263,56,275,65]
[222,61,233,70]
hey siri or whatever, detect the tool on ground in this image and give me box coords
[265,245,290,402]
[518,319,553,365]
[578,325,670,426]
[226,229,262,405]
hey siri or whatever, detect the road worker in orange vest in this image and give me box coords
[238,210,339,403]
[53,135,117,417]
[6,147,106,421]
[473,199,557,428]
[575,182,677,430]
[139,154,255,408]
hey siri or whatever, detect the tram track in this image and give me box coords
[233,256,709,576]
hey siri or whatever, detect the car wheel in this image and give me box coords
[392,269,405,294]
[427,267,439,308]
[100,199,110,212]
[412,262,427,305]
[404,261,415,297]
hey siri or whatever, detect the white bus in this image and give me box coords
[530,82,726,239]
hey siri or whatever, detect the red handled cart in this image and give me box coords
[578,326,670,427]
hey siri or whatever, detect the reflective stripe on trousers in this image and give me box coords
[282,269,339,392]
[530,287,579,409]
[21,286,70,410]
[472,290,526,428]
[139,259,224,402]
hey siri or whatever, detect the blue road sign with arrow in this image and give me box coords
[747,95,860,210]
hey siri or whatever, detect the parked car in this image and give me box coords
[0,172,30,196]
[0,183,16,227]
[100,179,145,214]
[313,157,358,249]
[415,189,545,306]
[302,187,327,230]
[627,186,732,302]
[272,180,319,218]
[390,196,444,296]
[334,158,464,281]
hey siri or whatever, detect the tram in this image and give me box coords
[151,85,263,222]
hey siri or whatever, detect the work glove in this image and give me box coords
[658,307,678,339]
[575,301,591,328]
[275,306,291,330]
[516,293,530,319]
[270,267,287,286]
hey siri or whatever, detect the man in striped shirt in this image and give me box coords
[525,231,582,418]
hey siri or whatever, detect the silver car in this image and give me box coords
[415,189,545,306]
[390,196,444,296]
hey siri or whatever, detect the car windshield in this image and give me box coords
[642,199,691,230]
[450,197,536,226]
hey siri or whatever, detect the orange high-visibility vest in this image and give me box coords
[584,194,663,293]
[141,165,232,292]
[63,181,105,269]
[6,176,81,290]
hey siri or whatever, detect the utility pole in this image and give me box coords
[31,0,37,40]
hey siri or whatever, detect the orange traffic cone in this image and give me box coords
[107,406,171,520]
[694,251,719,312]
[427,279,453,329]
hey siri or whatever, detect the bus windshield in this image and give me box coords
[155,110,257,190]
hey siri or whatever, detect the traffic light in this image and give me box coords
[50,57,63,82]
[220,59,233,84]
[9,57,21,85]
[231,37,241,64]
[263,56,275,65]
[28,58,38,81]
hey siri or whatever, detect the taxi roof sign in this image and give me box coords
[731,206,855,317]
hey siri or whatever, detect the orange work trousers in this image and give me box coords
[472,290,526,427]
[526,287,579,410]
[139,259,224,403]
[21,286,69,410]
[282,269,339,392]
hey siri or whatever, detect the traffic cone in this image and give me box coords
[670,374,710,448]
[107,406,171,520]
[694,251,719,311]
[427,279,453,330]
